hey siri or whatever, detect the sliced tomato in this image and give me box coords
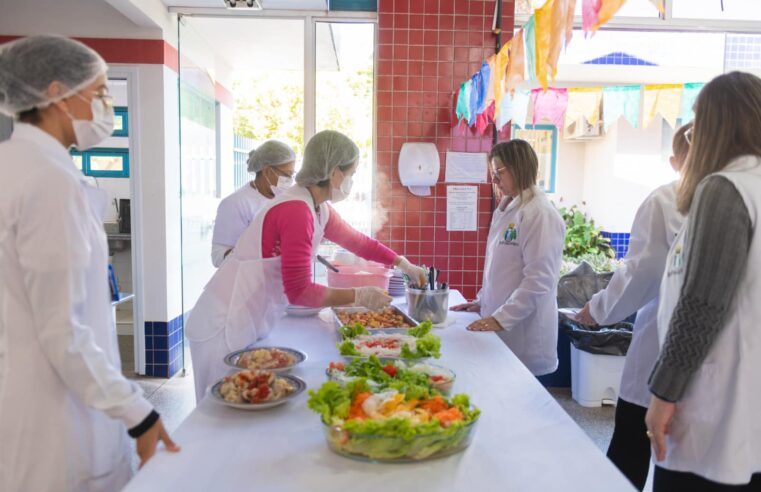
[382,364,398,377]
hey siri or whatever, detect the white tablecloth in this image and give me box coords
[124,291,634,492]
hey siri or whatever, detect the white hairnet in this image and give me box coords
[0,35,108,117]
[247,139,296,173]
[296,130,360,186]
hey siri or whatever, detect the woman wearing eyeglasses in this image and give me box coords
[451,139,565,376]
[211,140,297,267]
[0,36,178,491]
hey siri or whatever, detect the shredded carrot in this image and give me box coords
[433,407,464,427]
[348,392,372,420]
[420,396,448,414]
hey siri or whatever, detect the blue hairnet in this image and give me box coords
[247,140,296,173]
[296,130,360,186]
[0,35,107,116]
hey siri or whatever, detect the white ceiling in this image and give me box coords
[161,0,328,9]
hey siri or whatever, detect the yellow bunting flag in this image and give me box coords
[593,0,627,31]
[534,0,554,90]
[547,0,571,85]
[564,87,603,129]
[493,43,510,117]
[649,0,665,14]
[506,29,526,95]
[642,84,683,129]
[565,0,577,45]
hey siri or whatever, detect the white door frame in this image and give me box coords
[107,65,146,374]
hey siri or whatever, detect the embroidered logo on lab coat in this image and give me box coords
[668,244,685,276]
[500,223,519,246]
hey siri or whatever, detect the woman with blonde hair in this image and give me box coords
[646,72,761,491]
[452,139,565,376]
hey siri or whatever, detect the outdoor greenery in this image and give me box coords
[558,205,615,259]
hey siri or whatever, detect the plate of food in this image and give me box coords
[331,306,417,332]
[337,321,441,360]
[326,356,456,395]
[308,379,479,462]
[210,370,306,410]
[286,305,323,317]
[224,346,307,372]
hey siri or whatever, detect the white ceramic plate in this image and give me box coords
[286,305,322,317]
[209,374,306,410]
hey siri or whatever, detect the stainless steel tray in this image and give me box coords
[331,305,418,334]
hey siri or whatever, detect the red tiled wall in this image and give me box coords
[375,0,515,300]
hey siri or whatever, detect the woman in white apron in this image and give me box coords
[451,140,565,376]
[211,140,296,267]
[187,130,428,401]
[573,123,690,490]
[0,36,177,492]
[646,72,761,491]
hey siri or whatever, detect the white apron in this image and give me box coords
[479,187,565,376]
[656,156,761,485]
[589,182,683,408]
[0,124,138,492]
[186,186,328,401]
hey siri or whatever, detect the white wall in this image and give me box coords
[549,138,586,209]
[0,0,162,39]
[581,118,678,232]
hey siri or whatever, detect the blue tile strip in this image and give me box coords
[144,312,185,378]
[601,231,631,259]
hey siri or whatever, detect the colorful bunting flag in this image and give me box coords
[532,87,569,128]
[602,85,641,129]
[643,84,683,129]
[505,28,526,95]
[534,0,554,90]
[497,90,532,130]
[649,0,665,14]
[524,17,538,82]
[455,80,472,125]
[582,0,601,34]
[679,82,705,123]
[564,87,602,129]
[594,0,627,31]
[493,43,510,117]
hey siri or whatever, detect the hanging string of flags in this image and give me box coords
[454,0,665,132]
[500,82,705,133]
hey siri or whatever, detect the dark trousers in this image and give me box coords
[655,467,761,492]
[606,398,651,491]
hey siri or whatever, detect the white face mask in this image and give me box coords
[68,94,114,150]
[331,172,353,203]
[266,168,294,196]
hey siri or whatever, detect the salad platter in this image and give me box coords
[331,306,417,333]
[308,379,479,462]
[326,356,455,395]
[337,321,441,360]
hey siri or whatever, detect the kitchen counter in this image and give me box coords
[123,291,634,492]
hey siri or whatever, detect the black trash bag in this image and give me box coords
[561,319,633,356]
[557,261,614,309]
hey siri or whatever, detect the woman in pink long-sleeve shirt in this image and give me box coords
[186,130,427,401]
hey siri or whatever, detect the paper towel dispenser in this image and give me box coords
[398,142,440,196]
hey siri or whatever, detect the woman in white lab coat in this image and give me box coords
[574,123,691,491]
[0,36,178,492]
[211,140,296,267]
[452,139,565,376]
[186,130,428,401]
[645,72,761,491]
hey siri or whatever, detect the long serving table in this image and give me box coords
[124,291,634,492]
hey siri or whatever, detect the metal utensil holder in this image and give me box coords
[405,287,449,324]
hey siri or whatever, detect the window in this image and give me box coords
[70,148,130,178]
[113,107,129,137]
[512,124,557,193]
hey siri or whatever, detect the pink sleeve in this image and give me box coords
[262,202,327,308]
[323,205,398,266]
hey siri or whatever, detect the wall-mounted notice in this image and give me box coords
[446,186,478,232]
[445,151,488,183]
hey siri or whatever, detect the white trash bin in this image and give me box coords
[570,344,625,407]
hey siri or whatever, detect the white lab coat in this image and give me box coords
[588,182,683,408]
[0,124,153,491]
[211,183,269,267]
[186,186,328,401]
[478,186,565,376]
[656,156,761,485]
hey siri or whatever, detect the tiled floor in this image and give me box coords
[118,336,650,490]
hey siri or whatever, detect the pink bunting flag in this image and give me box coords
[531,87,569,128]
